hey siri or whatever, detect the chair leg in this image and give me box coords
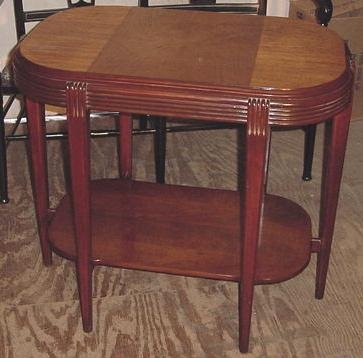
[138,0,149,7]
[302,124,317,181]
[154,117,166,184]
[139,114,149,131]
[0,104,9,204]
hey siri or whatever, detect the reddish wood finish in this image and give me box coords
[48,180,312,283]
[14,6,354,353]
[118,113,133,179]
[13,7,352,126]
[25,99,52,266]
[239,98,270,352]
[66,82,93,331]
[315,104,352,299]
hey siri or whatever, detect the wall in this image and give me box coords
[0,0,17,71]
[267,0,289,16]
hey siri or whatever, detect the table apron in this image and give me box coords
[13,63,354,126]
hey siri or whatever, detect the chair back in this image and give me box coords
[140,0,266,15]
[13,0,266,41]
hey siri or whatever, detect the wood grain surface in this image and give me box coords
[18,6,346,90]
[13,6,353,127]
[1,117,362,357]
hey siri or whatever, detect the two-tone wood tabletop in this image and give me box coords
[14,6,352,124]
[12,6,354,353]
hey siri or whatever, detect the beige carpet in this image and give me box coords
[1,118,363,357]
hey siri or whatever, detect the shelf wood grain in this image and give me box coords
[48,179,312,284]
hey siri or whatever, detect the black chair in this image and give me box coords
[0,0,332,203]
[1,0,97,204]
[301,0,333,180]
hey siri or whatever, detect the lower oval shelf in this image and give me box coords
[48,179,312,284]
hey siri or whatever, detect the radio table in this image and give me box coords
[13,6,354,352]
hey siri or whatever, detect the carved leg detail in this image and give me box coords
[118,113,133,179]
[315,105,351,299]
[66,82,93,331]
[26,99,52,265]
[239,98,270,352]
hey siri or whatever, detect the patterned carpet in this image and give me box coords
[1,118,363,357]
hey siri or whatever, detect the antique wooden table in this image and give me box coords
[13,6,354,353]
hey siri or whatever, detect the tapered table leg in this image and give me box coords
[118,113,133,179]
[0,101,9,204]
[315,105,352,299]
[239,98,270,352]
[154,117,166,184]
[26,98,52,265]
[66,82,93,331]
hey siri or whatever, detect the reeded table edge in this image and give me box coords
[13,49,354,126]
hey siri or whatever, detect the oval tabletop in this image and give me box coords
[13,6,354,125]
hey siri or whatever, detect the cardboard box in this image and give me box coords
[332,0,363,17]
[289,0,363,22]
[289,0,318,22]
[329,17,363,121]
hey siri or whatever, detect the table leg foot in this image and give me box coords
[239,283,253,353]
[77,263,93,332]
